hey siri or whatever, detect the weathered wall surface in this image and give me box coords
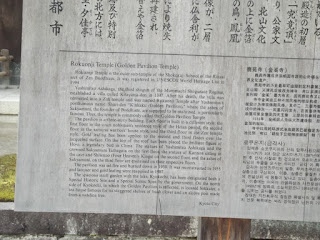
[0,210,197,238]
[0,237,195,240]
[251,220,320,240]
[1,208,320,239]
[0,236,194,240]
[0,0,22,63]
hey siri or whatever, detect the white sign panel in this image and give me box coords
[16,0,320,222]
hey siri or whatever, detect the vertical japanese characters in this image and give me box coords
[80,0,93,37]
[203,0,214,42]
[108,0,118,39]
[150,0,160,34]
[95,0,104,38]
[285,3,298,44]
[136,0,146,40]
[298,1,312,46]
[190,0,200,41]
[257,3,267,44]
[271,2,281,45]
[49,0,64,36]
[244,0,254,43]
[163,0,172,40]
[46,0,320,48]
[230,0,241,43]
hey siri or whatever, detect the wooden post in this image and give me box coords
[198,218,251,240]
[0,49,13,85]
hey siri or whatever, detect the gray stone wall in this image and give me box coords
[0,209,197,239]
[1,237,194,240]
[1,207,320,239]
